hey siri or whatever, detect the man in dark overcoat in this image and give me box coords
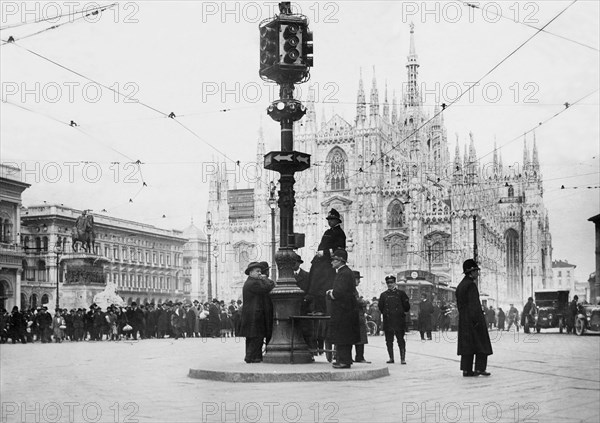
[293,254,315,350]
[325,249,359,369]
[418,293,434,341]
[352,271,370,363]
[456,259,493,377]
[307,209,346,314]
[378,275,411,364]
[240,262,275,363]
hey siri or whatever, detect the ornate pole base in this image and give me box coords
[264,248,313,364]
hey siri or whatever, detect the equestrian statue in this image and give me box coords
[71,210,96,253]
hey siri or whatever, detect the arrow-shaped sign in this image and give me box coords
[297,155,309,164]
[274,154,293,162]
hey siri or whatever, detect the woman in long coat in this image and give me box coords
[455,259,493,377]
[240,262,275,363]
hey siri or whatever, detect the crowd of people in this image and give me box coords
[0,298,245,344]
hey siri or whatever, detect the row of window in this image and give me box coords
[108,273,179,291]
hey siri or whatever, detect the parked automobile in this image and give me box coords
[574,303,600,336]
[534,290,570,333]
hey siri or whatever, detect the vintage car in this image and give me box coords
[534,289,570,333]
[574,303,600,336]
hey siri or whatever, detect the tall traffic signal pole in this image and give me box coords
[259,2,314,364]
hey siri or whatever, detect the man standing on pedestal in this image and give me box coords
[326,249,359,369]
[456,259,493,377]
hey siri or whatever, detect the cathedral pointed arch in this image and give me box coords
[326,147,349,191]
[387,199,406,228]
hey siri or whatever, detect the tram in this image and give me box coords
[396,270,456,330]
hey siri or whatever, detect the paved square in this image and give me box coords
[1,330,598,423]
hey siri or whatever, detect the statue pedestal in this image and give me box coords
[60,254,110,310]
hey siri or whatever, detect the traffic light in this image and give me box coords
[280,21,302,65]
[259,19,278,77]
[302,28,313,67]
[258,14,312,84]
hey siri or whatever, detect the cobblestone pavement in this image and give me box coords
[1,329,598,423]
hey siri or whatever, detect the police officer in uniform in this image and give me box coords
[378,275,411,364]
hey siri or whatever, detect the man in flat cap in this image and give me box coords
[378,274,410,364]
[456,259,493,377]
[326,249,359,369]
[240,262,276,363]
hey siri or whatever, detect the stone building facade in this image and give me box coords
[208,25,554,306]
[0,164,30,311]
[20,204,187,309]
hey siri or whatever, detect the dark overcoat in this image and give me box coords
[455,275,493,356]
[378,288,411,332]
[418,299,434,332]
[307,225,346,313]
[327,265,360,345]
[239,276,275,341]
[356,296,369,345]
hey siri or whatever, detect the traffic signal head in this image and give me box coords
[303,29,313,67]
[259,20,279,75]
[280,22,301,65]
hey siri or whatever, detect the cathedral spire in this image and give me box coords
[369,66,379,121]
[382,80,389,121]
[356,67,366,125]
[493,138,499,177]
[404,22,421,107]
[532,131,540,171]
[303,86,317,133]
[453,138,463,184]
[321,107,327,130]
[391,89,398,125]
[523,134,530,167]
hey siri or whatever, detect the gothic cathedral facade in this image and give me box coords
[207,25,553,306]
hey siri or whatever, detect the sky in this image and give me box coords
[1,1,599,282]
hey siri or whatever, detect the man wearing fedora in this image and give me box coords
[456,259,493,377]
[378,275,411,364]
[240,262,276,363]
[326,249,360,369]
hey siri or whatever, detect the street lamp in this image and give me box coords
[268,181,278,281]
[205,211,213,301]
[54,244,62,310]
[213,244,219,300]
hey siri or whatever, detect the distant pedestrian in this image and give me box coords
[497,308,506,331]
[456,259,493,377]
[418,293,433,341]
[506,304,519,332]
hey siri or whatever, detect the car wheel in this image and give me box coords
[536,326,541,333]
[575,318,585,336]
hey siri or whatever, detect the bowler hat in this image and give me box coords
[462,259,480,274]
[326,208,342,222]
[245,261,263,275]
[352,270,363,279]
[258,261,269,271]
[292,253,303,264]
[330,249,347,262]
